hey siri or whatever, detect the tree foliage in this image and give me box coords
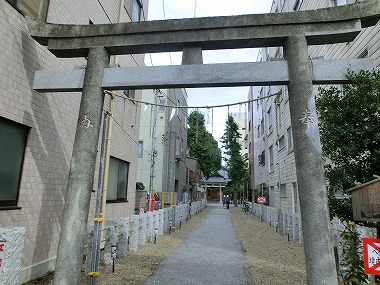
[187,111,221,179]
[316,70,380,223]
[221,115,249,197]
[340,225,369,285]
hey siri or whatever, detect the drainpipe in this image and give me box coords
[100,0,124,239]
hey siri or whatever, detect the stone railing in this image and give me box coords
[0,227,26,285]
[251,203,304,244]
[86,199,206,268]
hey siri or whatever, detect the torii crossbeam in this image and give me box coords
[27,1,380,284]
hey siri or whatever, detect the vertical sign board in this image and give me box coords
[363,238,380,275]
[350,179,380,222]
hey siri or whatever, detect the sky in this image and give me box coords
[145,0,273,142]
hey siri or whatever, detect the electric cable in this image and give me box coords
[103,106,165,163]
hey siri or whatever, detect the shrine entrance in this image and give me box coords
[27,1,380,284]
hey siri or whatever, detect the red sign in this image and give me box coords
[257,196,266,205]
[363,238,380,275]
[0,243,4,268]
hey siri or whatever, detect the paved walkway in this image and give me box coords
[143,204,252,285]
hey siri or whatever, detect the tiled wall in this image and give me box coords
[0,0,148,282]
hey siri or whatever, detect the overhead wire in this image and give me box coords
[105,107,164,163]
[161,0,173,65]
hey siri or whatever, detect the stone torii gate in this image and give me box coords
[27,1,380,284]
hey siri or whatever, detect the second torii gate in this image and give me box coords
[27,1,380,284]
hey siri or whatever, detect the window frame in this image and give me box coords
[267,107,273,135]
[124,0,142,22]
[280,183,287,198]
[287,127,293,152]
[158,98,166,113]
[268,145,274,173]
[278,135,285,151]
[123,89,135,99]
[294,0,303,10]
[138,140,143,157]
[7,0,50,21]
[261,150,265,166]
[106,156,129,203]
[0,117,29,208]
[334,0,347,6]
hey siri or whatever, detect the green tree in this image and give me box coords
[316,69,380,223]
[187,111,221,178]
[340,225,369,285]
[221,115,249,205]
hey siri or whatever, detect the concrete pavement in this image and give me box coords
[142,204,252,285]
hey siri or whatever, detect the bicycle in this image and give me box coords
[242,201,250,214]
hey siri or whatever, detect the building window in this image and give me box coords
[358,49,369,58]
[7,0,50,20]
[158,98,166,112]
[123,90,135,99]
[0,117,29,207]
[138,141,143,157]
[260,119,264,136]
[267,107,273,134]
[269,145,274,172]
[175,137,180,158]
[279,0,284,11]
[258,151,265,166]
[294,0,303,10]
[334,0,347,6]
[107,157,129,202]
[260,150,265,166]
[284,86,289,102]
[278,135,285,150]
[280,183,287,197]
[292,182,298,213]
[124,0,141,22]
[287,127,293,151]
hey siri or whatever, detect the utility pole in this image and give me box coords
[148,90,159,211]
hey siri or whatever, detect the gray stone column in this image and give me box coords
[53,46,109,285]
[117,217,129,258]
[283,35,338,285]
[0,227,26,285]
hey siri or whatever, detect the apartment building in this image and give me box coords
[137,88,188,202]
[229,109,249,159]
[248,0,380,212]
[1,0,148,282]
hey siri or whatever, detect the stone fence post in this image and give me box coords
[0,227,26,285]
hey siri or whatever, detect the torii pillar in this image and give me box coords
[284,35,336,284]
[55,47,109,284]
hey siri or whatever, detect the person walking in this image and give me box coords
[222,195,226,208]
[225,195,230,209]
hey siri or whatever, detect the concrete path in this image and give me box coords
[143,204,252,285]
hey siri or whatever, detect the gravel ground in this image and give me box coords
[230,206,307,285]
[24,204,307,285]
